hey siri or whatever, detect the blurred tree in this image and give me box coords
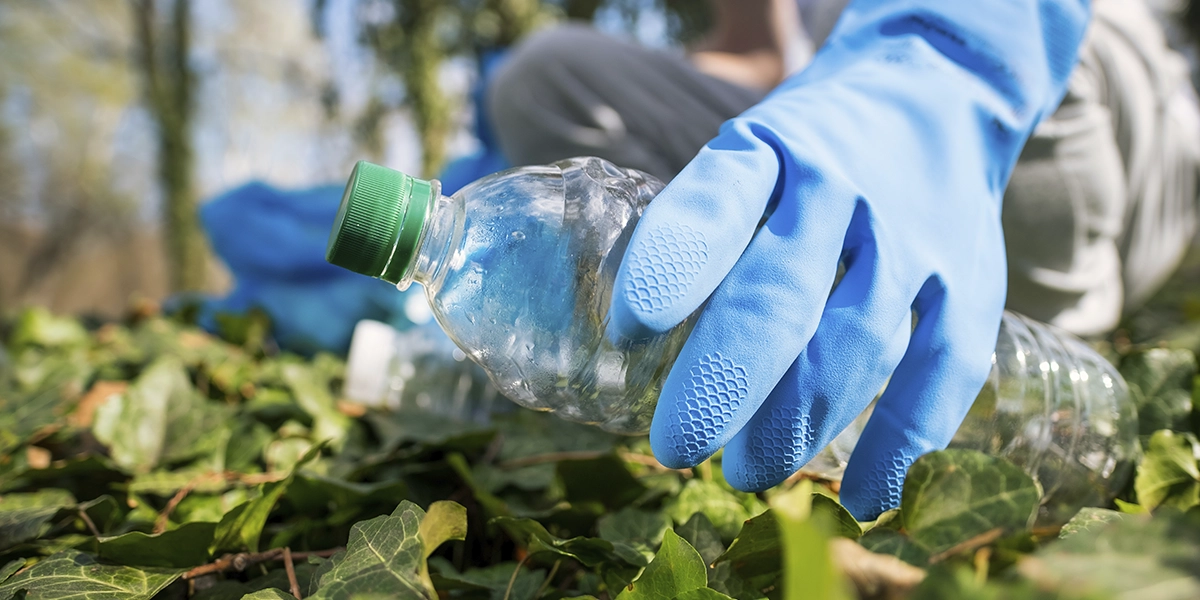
[131,0,206,293]
[358,0,553,177]
[359,0,454,177]
[0,0,145,308]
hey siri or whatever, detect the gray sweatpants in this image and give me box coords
[487,0,1200,337]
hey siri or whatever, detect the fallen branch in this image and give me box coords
[182,547,342,580]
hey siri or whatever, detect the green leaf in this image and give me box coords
[713,511,779,581]
[492,517,627,568]
[281,362,352,450]
[666,479,766,542]
[1120,348,1197,436]
[557,454,646,509]
[1135,430,1200,510]
[417,501,467,560]
[241,590,299,600]
[0,489,75,551]
[598,508,671,567]
[8,307,89,349]
[673,589,735,600]
[770,482,851,600]
[810,493,862,540]
[309,501,442,600]
[190,563,323,600]
[92,357,233,473]
[210,443,322,554]
[96,521,217,568]
[901,449,1041,556]
[675,513,724,566]
[615,529,707,600]
[675,514,760,600]
[429,559,546,600]
[856,528,931,567]
[1018,511,1200,598]
[1058,508,1125,539]
[0,559,23,585]
[0,549,183,598]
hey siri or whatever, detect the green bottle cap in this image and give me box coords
[326,161,433,284]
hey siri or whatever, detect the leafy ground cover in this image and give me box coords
[6,248,1200,600]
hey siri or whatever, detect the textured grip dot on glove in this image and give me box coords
[736,407,815,491]
[664,353,748,464]
[856,449,915,518]
[624,224,708,314]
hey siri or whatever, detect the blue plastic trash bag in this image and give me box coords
[195,181,418,355]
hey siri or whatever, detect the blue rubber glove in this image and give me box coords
[608,0,1089,519]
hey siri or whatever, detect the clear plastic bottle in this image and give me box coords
[327,157,689,434]
[806,312,1140,524]
[343,319,502,423]
[326,158,1140,519]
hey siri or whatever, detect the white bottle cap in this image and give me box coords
[344,319,398,406]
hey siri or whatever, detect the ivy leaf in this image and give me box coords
[557,454,646,509]
[0,549,183,598]
[615,529,707,600]
[1120,348,1196,436]
[309,500,452,600]
[856,528,931,567]
[0,489,75,551]
[598,508,671,567]
[1018,512,1200,598]
[1135,430,1200,510]
[675,513,760,600]
[1058,508,1125,540]
[429,559,545,600]
[92,357,232,473]
[713,510,785,599]
[280,362,352,451]
[770,482,851,600]
[416,500,467,591]
[96,521,217,568]
[666,479,765,542]
[901,449,1041,556]
[209,443,323,554]
[811,493,862,540]
[241,590,299,600]
[676,513,724,566]
[492,517,627,568]
[0,559,24,584]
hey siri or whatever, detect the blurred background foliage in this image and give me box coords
[0,0,711,316]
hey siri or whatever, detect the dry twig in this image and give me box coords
[284,547,302,599]
[182,548,342,580]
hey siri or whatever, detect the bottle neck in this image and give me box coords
[398,186,461,292]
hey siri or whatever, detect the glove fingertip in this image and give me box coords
[604,296,661,344]
[649,420,714,470]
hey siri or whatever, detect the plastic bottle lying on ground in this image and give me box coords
[343,318,503,424]
[326,157,1140,523]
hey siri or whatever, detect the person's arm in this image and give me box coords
[609,0,1091,520]
[689,0,803,90]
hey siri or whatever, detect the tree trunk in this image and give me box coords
[133,0,206,293]
[400,0,451,178]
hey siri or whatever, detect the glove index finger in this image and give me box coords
[607,122,782,341]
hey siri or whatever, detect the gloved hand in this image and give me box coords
[608,0,1090,519]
